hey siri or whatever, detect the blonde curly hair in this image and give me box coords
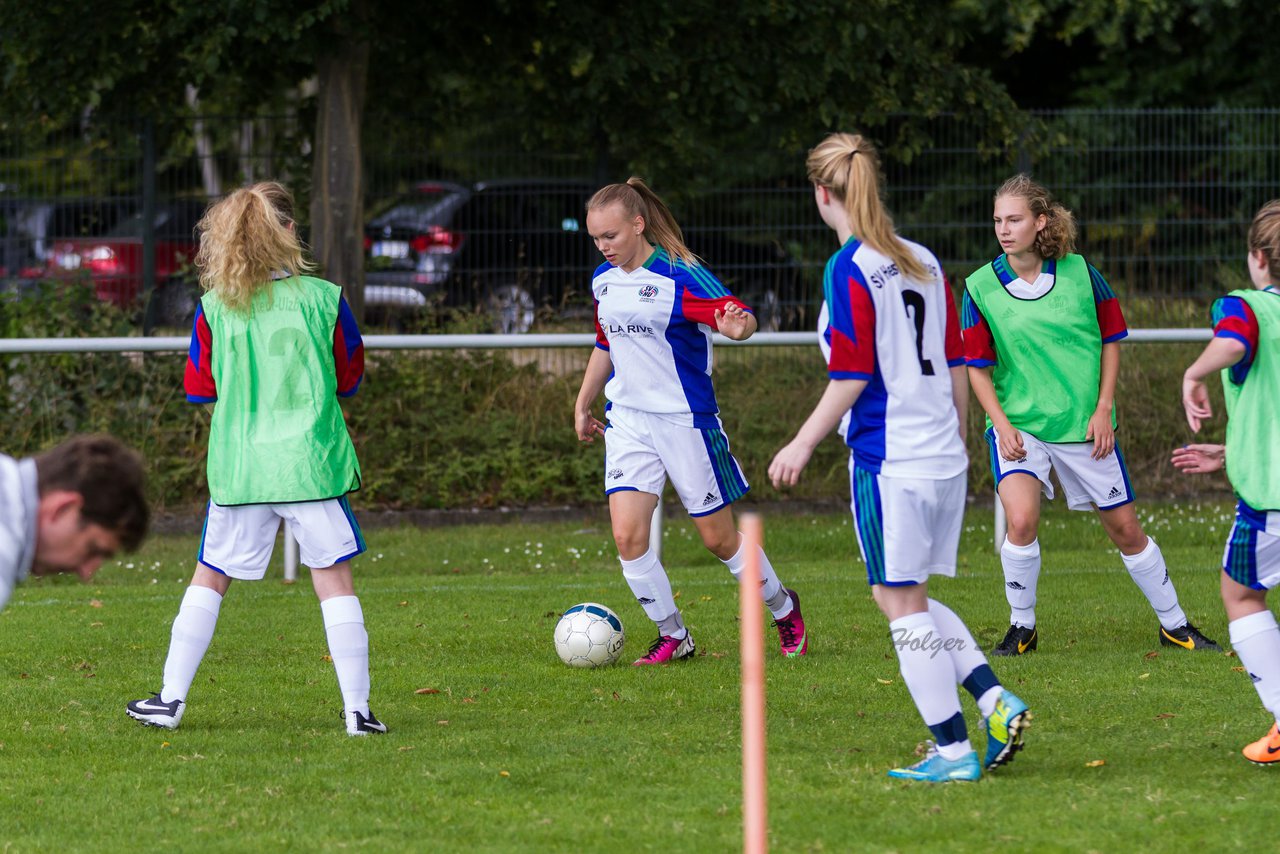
[195,181,314,310]
[994,174,1077,260]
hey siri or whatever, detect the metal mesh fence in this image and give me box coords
[3,109,1279,336]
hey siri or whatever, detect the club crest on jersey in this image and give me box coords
[638,285,659,302]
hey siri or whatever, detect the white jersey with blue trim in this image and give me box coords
[821,237,968,479]
[592,248,745,429]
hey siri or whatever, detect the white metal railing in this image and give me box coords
[1,328,1212,570]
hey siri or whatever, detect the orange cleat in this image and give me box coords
[1242,722,1280,765]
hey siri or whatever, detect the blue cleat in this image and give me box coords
[984,690,1031,770]
[887,746,982,783]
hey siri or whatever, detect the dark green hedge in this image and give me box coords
[1,286,1229,513]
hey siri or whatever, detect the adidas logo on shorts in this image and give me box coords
[702,492,718,506]
[1107,486,1122,499]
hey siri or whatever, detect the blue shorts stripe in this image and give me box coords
[339,495,366,553]
[1225,521,1263,589]
[853,465,886,585]
[701,427,747,504]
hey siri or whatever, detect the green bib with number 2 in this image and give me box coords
[201,276,361,505]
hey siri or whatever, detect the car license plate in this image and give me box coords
[372,240,410,259]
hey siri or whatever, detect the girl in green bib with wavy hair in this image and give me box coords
[127,182,385,737]
[962,174,1217,657]
[1181,200,1280,763]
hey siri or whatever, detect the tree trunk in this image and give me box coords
[309,5,369,323]
[185,85,222,198]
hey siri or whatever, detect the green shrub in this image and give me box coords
[0,286,1231,513]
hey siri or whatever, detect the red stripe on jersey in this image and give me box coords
[829,276,875,376]
[962,308,997,365]
[184,309,216,401]
[943,283,963,364]
[594,300,609,349]
[1096,296,1128,341]
[680,292,751,329]
[1215,308,1259,352]
[333,325,364,397]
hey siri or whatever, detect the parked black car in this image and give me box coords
[363,179,802,332]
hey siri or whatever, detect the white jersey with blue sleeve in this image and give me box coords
[822,237,967,479]
[592,248,750,429]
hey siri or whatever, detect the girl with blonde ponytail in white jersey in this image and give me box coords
[770,132,1029,783]
[963,174,1217,657]
[574,177,807,665]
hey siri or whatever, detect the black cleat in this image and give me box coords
[991,624,1038,656]
[126,692,185,729]
[346,709,388,736]
[1159,622,1221,651]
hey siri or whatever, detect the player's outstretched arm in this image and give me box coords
[1182,337,1246,431]
[714,302,757,341]
[769,378,866,488]
[1171,444,1225,474]
[574,347,612,443]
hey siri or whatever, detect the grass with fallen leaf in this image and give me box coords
[0,500,1269,851]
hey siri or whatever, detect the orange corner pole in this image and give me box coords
[740,513,767,854]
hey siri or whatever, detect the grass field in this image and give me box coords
[0,500,1268,852]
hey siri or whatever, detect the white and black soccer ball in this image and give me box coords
[554,602,625,668]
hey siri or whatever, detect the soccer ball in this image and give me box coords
[554,603,626,668]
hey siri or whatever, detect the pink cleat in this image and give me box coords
[773,588,808,657]
[633,633,697,665]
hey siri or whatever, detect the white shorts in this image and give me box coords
[1223,501,1280,591]
[198,496,366,581]
[603,405,749,516]
[985,427,1135,511]
[850,459,965,586]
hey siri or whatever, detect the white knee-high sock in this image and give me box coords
[1001,537,1040,628]
[1230,610,1280,725]
[889,611,970,759]
[721,538,792,619]
[927,599,1004,718]
[321,595,370,716]
[1120,536,1187,630]
[621,549,684,637]
[160,585,223,704]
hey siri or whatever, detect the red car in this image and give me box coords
[45,199,207,324]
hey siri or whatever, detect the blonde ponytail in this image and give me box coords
[806,132,927,282]
[194,181,314,311]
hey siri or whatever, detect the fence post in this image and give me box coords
[283,520,299,583]
[140,117,157,335]
[650,495,664,563]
